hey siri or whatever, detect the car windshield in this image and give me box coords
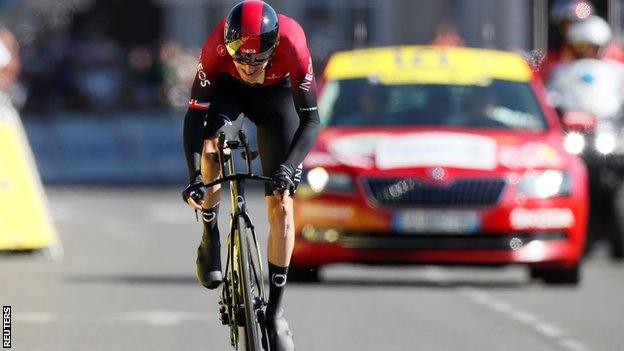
[318,78,548,131]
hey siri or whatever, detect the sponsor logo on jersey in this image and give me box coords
[241,48,258,54]
[217,44,227,57]
[188,99,211,110]
[197,63,210,87]
[299,57,314,92]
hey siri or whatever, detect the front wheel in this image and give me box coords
[238,216,265,351]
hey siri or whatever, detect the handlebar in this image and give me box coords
[188,130,272,194]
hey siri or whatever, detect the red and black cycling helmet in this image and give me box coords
[224,0,279,65]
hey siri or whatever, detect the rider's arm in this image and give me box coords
[182,22,225,182]
[282,19,321,171]
[183,108,206,182]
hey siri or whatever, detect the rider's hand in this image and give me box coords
[271,164,295,198]
[182,178,206,210]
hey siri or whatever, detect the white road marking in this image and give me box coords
[14,312,54,323]
[108,310,216,326]
[147,204,192,224]
[460,287,590,351]
[559,339,590,351]
[14,310,217,326]
[535,322,564,339]
[50,203,196,225]
[510,310,539,324]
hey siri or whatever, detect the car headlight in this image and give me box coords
[564,132,585,155]
[305,167,353,193]
[517,170,571,199]
[595,132,616,154]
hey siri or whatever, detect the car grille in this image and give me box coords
[363,177,506,207]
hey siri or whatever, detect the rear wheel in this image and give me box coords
[238,217,265,351]
[530,264,580,286]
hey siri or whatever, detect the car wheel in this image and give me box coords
[530,265,580,286]
[288,266,320,283]
[610,184,624,260]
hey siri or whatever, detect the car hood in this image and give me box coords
[304,126,569,172]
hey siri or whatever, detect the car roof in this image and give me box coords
[323,45,533,85]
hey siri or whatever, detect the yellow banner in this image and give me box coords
[324,46,532,84]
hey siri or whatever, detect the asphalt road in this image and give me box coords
[1,187,623,351]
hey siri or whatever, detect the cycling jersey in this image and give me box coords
[183,15,320,186]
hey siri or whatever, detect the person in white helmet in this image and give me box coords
[566,15,613,60]
[547,15,624,260]
[540,0,624,81]
[547,15,624,120]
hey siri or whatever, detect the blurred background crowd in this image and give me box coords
[0,0,620,185]
[0,0,617,116]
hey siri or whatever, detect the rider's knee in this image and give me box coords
[267,198,293,227]
[202,139,220,162]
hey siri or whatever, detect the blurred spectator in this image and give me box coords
[540,0,624,81]
[546,15,624,120]
[159,40,200,111]
[0,24,25,110]
[73,36,123,111]
[429,23,465,47]
[0,25,19,91]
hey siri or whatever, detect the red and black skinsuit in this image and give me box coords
[183,15,320,195]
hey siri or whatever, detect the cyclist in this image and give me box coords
[181,1,319,350]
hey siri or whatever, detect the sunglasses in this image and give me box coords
[227,42,275,66]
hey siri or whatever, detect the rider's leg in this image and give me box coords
[250,77,299,350]
[196,138,223,289]
[192,75,246,290]
[265,194,295,317]
[264,194,296,351]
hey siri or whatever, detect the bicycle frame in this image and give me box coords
[205,130,270,350]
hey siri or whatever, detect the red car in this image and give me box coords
[291,46,588,285]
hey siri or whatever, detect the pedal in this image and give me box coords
[241,150,259,161]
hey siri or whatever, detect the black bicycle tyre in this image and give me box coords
[238,216,263,351]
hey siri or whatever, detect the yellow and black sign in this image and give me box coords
[0,104,61,256]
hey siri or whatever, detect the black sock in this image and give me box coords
[266,262,288,319]
[201,203,220,234]
[200,204,221,270]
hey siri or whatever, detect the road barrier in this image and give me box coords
[22,111,261,184]
[0,104,62,257]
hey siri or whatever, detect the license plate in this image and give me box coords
[392,210,481,234]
